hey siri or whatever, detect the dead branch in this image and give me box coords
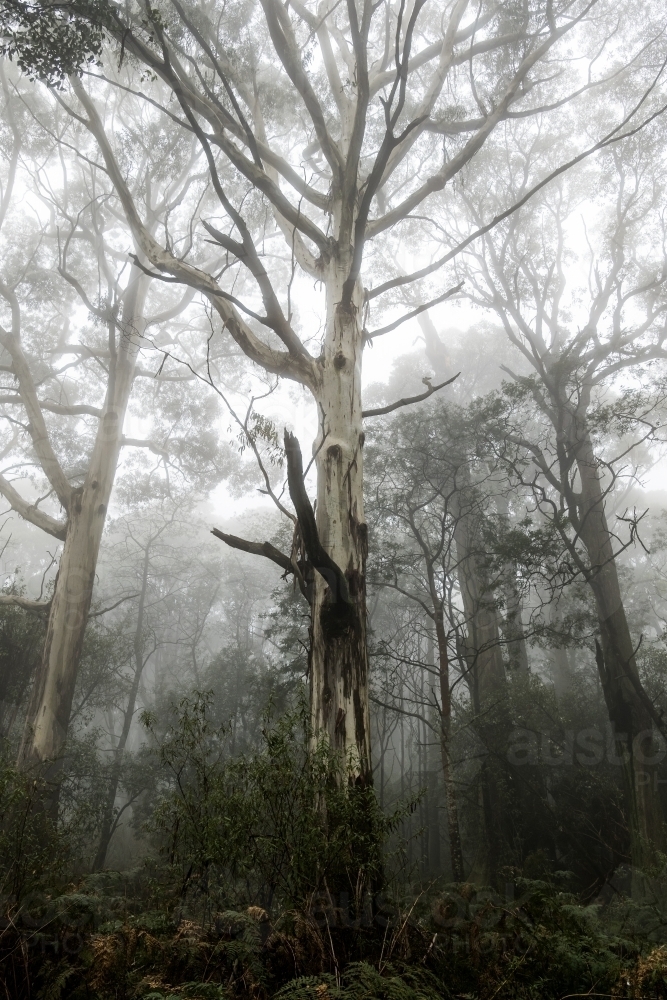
[283,429,353,609]
[211,527,308,598]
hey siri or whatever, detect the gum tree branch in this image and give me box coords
[367,81,667,299]
[69,76,318,391]
[0,473,67,539]
[211,527,308,598]
[0,594,52,614]
[365,282,463,337]
[0,283,72,510]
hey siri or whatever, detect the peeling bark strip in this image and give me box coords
[284,430,354,616]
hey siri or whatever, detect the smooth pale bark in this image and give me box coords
[573,430,665,872]
[94,541,151,870]
[18,270,147,779]
[309,260,371,782]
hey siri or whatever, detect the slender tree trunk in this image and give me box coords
[501,579,529,673]
[18,270,147,790]
[453,526,506,701]
[428,709,442,875]
[426,580,464,881]
[94,541,151,870]
[574,431,665,874]
[434,610,464,882]
[551,646,574,699]
[495,497,529,673]
[309,260,370,782]
[452,484,508,884]
[542,597,574,697]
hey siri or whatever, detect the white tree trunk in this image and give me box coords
[309,260,371,782]
[18,270,147,778]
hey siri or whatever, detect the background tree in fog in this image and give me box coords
[367,397,548,881]
[457,133,667,874]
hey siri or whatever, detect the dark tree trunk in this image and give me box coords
[574,433,665,876]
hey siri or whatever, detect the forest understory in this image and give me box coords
[4,700,667,1000]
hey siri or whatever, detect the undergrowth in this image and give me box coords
[3,697,667,999]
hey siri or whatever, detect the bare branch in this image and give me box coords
[368,83,667,299]
[366,4,653,240]
[88,593,141,618]
[121,437,168,458]
[0,283,72,510]
[0,395,102,417]
[211,527,307,598]
[211,527,293,573]
[362,372,459,418]
[365,282,463,337]
[69,77,318,391]
[258,0,344,179]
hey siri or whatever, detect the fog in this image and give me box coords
[1,0,667,996]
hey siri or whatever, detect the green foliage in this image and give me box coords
[0,742,67,902]
[425,877,632,999]
[0,590,45,741]
[0,0,114,85]
[273,962,448,1000]
[143,693,390,914]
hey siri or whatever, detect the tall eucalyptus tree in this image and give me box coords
[36,0,659,783]
[0,77,225,783]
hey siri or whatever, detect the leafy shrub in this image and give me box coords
[143,693,394,917]
[0,742,67,904]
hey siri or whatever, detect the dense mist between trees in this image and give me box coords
[2,0,667,995]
